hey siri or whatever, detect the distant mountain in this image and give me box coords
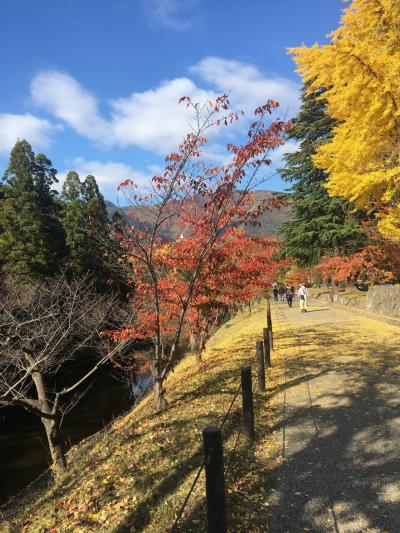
[105,190,290,239]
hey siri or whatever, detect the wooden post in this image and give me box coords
[263,327,271,368]
[256,340,265,392]
[267,299,274,350]
[266,298,271,324]
[203,427,227,533]
[267,317,273,349]
[241,364,255,441]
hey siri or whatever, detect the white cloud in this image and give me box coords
[269,140,299,165]
[58,158,150,194]
[0,113,54,153]
[30,59,300,158]
[31,70,216,154]
[109,77,216,152]
[190,57,300,117]
[31,71,108,140]
[142,0,199,31]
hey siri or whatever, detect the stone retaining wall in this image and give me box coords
[314,290,366,309]
[365,285,400,318]
[314,285,400,319]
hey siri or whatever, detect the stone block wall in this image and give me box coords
[365,285,400,318]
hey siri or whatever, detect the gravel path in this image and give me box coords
[267,299,400,533]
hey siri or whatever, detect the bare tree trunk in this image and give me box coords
[43,418,67,476]
[195,333,205,364]
[153,377,166,411]
[151,334,166,410]
[189,332,197,352]
[195,349,202,364]
[29,360,67,475]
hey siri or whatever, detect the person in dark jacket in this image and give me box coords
[272,286,279,301]
[278,286,286,301]
[286,287,294,308]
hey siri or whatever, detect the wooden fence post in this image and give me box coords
[267,297,271,324]
[203,427,227,533]
[267,300,274,351]
[256,340,265,392]
[263,327,271,368]
[241,364,255,441]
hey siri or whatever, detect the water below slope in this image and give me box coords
[0,369,153,505]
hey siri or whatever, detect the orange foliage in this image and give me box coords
[316,244,400,285]
[284,267,315,287]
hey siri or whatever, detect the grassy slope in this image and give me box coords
[2,301,285,532]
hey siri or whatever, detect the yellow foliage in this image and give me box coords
[289,0,400,240]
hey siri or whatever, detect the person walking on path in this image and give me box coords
[286,287,294,308]
[278,286,286,302]
[298,283,308,312]
[272,285,279,302]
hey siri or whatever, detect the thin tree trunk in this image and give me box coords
[43,418,67,476]
[194,332,204,363]
[152,337,166,410]
[189,332,197,352]
[195,348,202,364]
[153,377,166,411]
[28,360,67,474]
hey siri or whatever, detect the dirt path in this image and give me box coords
[267,299,400,533]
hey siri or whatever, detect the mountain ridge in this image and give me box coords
[105,190,290,238]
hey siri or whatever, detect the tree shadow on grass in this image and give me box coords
[112,410,243,533]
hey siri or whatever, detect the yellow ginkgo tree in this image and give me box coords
[290,0,400,240]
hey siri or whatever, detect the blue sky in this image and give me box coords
[0,0,344,203]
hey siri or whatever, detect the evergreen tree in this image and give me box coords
[61,171,91,273]
[82,175,110,280]
[61,172,109,280]
[61,170,81,202]
[278,86,366,266]
[0,178,5,273]
[0,140,64,278]
[82,175,108,231]
[33,152,66,266]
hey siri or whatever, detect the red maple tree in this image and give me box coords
[316,243,400,285]
[284,266,315,287]
[170,228,282,362]
[109,94,289,409]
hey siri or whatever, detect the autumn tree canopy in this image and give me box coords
[290,0,400,241]
[316,241,400,286]
[110,94,289,409]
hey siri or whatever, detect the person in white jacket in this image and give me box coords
[298,283,308,312]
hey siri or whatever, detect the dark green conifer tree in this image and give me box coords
[61,172,109,280]
[82,175,108,233]
[0,140,64,277]
[279,86,366,266]
[33,152,66,266]
[61,171,90,273]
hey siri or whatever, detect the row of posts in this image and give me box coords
[202,300,273,532]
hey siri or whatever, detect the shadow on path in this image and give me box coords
[266,303,400,532]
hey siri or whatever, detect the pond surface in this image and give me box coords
[0,369,152,505]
